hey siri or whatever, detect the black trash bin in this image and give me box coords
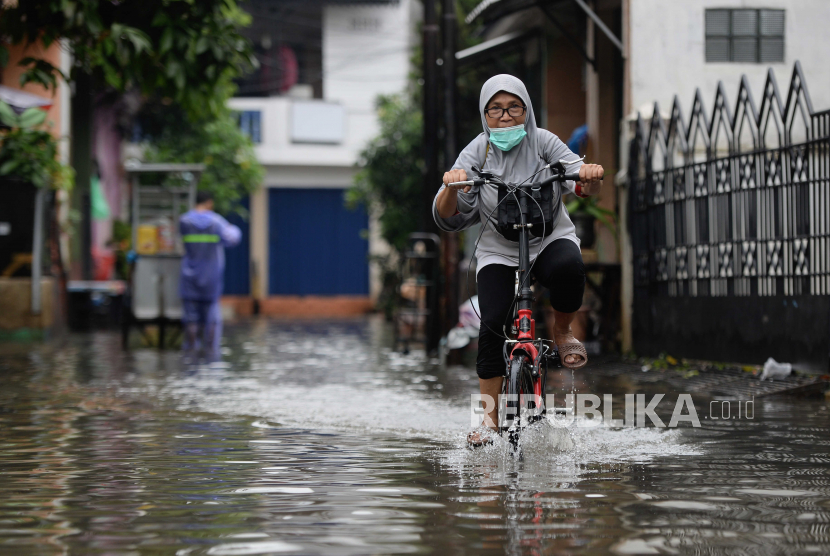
[67,281,125,331]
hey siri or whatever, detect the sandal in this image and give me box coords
[558,342,588,369]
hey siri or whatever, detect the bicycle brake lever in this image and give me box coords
[559,156,585,166]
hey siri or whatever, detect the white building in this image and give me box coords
[630,0,830,127]
[225,0,418,314]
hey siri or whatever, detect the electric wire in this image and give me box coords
[499,185,548,341]
[460,174,515,341]
[460,166,555,345]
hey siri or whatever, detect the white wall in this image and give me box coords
[227,97,356,169]
[630,0,830,120]
[323,0,415,159]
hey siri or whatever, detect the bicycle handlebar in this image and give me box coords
[447,171,582,189]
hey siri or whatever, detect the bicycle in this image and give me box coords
[449,158,585,453]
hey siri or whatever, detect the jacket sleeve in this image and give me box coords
[432,184,480,232]
[538,130,584,195]
[431,134,488,232]
[214,215,242,247]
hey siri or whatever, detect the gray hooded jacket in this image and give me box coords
[432,74,582,274]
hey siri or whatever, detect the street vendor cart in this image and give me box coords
[121,162,204,349]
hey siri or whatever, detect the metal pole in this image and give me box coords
[442,0,460,332]
[71,71,94,280]
[572,0,625,55]
[31,188,45,314]
[423,0,439,231]
[423,0,441,351]
[443,0,457,167]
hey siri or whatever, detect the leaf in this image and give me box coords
[103,64,123,89]
[586,209,617,237]
[165,60,180,78]
[125,27,151,53]
[211,42,224,61]
[0,47,8,68]
[160,27,173,54]
[0,101,19,127]
[196,36,209,54]
[0,160,20,176]
[62,1,76,21]
[18,108,48,129]
[152,12,169,27]
[174,70,185,91]
[17,58,64,90]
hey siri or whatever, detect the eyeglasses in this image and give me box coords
[484,104,526,118]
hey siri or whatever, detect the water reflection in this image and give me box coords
[0,317,829,555]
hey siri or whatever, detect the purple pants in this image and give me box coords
[182,299,222,360]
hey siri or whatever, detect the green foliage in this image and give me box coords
[0,0,256,119]
[349,0,482,254]
[0,101,74,190]
[566,195,617,236]
[347,95,424,252]
[143,104,263,216]
[111,219,132,280]
[456,0,485,50]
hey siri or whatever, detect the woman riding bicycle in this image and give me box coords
[433,74,604,444]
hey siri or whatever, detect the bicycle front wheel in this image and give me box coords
[500,354,533,451]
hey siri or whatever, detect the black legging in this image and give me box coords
[476,238,585,379]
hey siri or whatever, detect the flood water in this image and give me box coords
[2,317,829,555]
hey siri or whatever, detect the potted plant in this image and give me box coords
[0,100,75,312]
[565,195,616,249]
[0,101,73,190]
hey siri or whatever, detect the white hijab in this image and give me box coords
[434,74,582,271]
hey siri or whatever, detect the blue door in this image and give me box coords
[222,197,250,295]
[269,188,369,295]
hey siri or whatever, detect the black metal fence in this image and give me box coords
[628,62,830,371]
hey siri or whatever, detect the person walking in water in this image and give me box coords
[179,191,241,361]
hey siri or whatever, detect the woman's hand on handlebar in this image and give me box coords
[577,164,604,196]
[443,169,471,192]
[437,169,470,218]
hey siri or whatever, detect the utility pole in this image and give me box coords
[71,71,93,280]
[422,0,441,352]
[442,0,459,332]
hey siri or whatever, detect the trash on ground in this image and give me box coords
[443,296,481,351]
[447,327,471,350]
[761,357,792,381]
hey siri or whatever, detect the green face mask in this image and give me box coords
[488,124,527,151]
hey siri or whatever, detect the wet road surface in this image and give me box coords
[1,317,829,555]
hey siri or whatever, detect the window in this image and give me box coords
[705,9,785,63]
[238,111,262,143]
